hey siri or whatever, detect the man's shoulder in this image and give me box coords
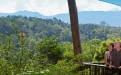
[119,49,121,52]
[111,48,116,53]
[112,48,116,51]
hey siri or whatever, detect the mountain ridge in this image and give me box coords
[0,10,121,27]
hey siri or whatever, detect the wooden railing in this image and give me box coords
[80,62,121,75]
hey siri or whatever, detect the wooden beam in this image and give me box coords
[67,0,82,56]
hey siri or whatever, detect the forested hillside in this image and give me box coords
[0,15,121,42]
[1,15,121,74]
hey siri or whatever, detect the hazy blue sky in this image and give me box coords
[0,0,121,16]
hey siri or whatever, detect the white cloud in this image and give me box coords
[0,0,121,16]
[0,1,16,13]
[15,0,29,10]
[25,0,68,16]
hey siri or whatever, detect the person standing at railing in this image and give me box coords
[104,43,114,66]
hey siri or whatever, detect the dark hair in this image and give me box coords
[109,43,114,48]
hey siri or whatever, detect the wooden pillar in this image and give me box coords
[67,0,82,56]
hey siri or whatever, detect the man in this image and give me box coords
[109,42,121,74]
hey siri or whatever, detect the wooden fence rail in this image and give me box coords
[81,62,121,75]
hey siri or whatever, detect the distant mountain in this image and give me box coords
[0,10,47,19]
[53,11,121,27]
[0,10,121,27]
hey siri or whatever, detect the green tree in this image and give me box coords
[82,39,101,62]
[35,36,64,64]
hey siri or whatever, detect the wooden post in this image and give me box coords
[67,0,82,56]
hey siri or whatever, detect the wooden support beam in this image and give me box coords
[67,0,82,56]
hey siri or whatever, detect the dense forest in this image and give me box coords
[0,15,121,74]
[0,15,121,43]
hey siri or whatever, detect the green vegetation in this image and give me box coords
[0,15,121,74]
[1,15,121,42]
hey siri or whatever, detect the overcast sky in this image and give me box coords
[0,0,121,16]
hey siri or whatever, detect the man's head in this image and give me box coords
[114,42,121,50]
